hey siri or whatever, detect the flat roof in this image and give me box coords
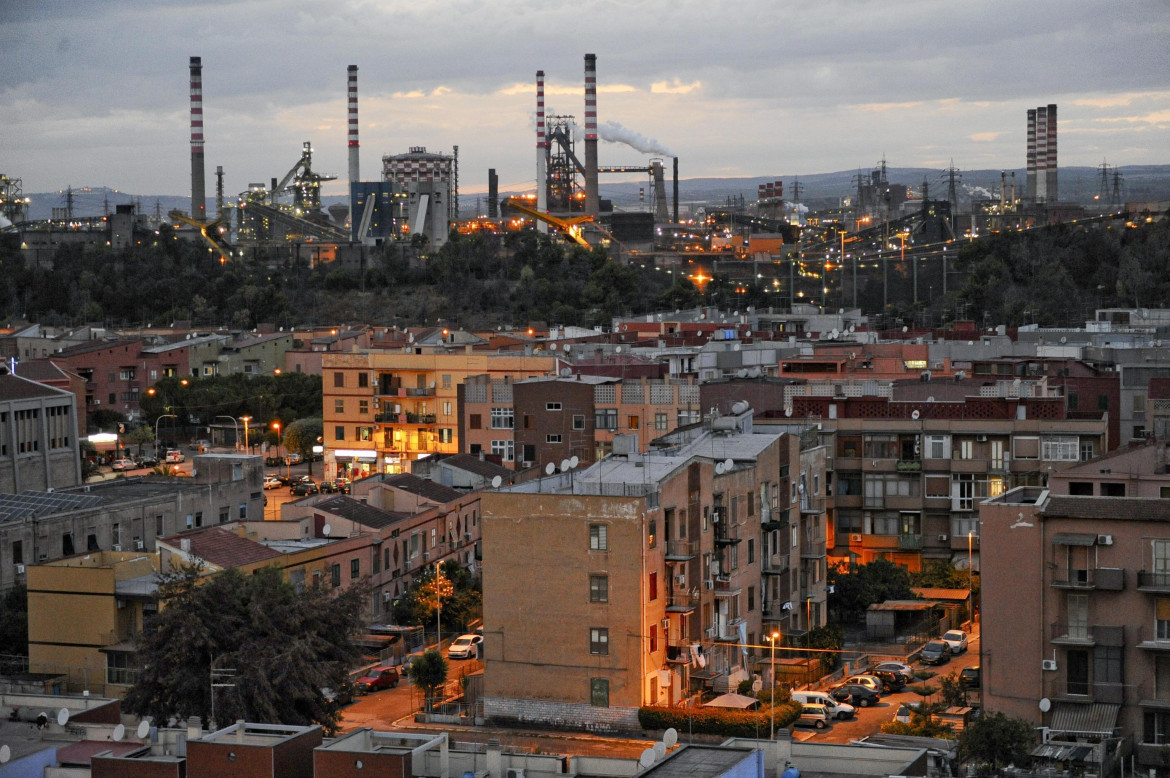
[638,744,757,776]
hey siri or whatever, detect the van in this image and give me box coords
[796,703,831,729]
[165,450,185,464]
[792,690,855,720]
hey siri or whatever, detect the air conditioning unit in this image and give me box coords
[134,540,145,551]
[675,574,686,586]
[977,434,988,442]
[1097,534,1113,546]
[938,534,949,542]
[703,579,714,590]
[661,618,670,630]
[506,769,526,778]
[849,533,862,543]
[1041,659,1058,671]
[112,543,122,551]
[14,563,25,575]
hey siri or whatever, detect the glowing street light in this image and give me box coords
[767,630,781,740]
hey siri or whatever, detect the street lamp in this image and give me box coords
[968,530,975,622]
[240,416,251,451]
[215,416,239,451]
[767,630,781,740]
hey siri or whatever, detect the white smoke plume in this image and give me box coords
[963,184,994,199]
[598,120,674,157]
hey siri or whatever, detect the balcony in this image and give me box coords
[1138,743,1170,769]
[1049,679,1124,704]
[896,459,921,473]
[1049,622,1095,646]
[1137,625,1170,651]
[713,577,741,597]
[898,533,923,550]
[377,385,435,398]
[799,496,825,514]
[665,643,693,664]
[1139,570,1170,592]
[801,539,827,558]
[761,602,791,621]
[667,593,696,613]
[375,412,436,425]
[1052,567,1125,591]
[762,554,790,576]
[1137,684,1170,710]
[714,532,742,546]
[666,540,697,561]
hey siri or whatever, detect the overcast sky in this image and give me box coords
[2,0,1168,203]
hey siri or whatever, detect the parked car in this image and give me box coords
[894,701,926,724]
[136,454,159,468]
[795,703,831,729]
[920,640,953,665]
[873,661,915,683]
[321,681,354,707]
[830,683,881,707]
[841,674,884,693]
[960,665,981,689]
[870,669,907,692]
[447,633,484,660]
[263,476,282,490]
[354,666,399,694]
[941,629,969,654]
[290,480,319,496]
[165,450,185,464]
[285,452,303,465]
[111,458,136,472]
[791,691,855,720]
[319,480,347,494]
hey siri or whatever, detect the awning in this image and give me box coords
[704,692,759,709]
[1049,702,1120,736]
[1031,743,1094,762]
[332,449,377,461]
[1053,533,1097,546]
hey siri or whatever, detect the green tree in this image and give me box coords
[124,565,367,735]
[283,417,324,475]
[958,711,1037,770]
[125,423,154,457]
[828,558,915,622]
[409,649,448,714]
[0,584,28,662]
[939,668,969,708]
[391,560,482,635]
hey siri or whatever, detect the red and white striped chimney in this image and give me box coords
[536,70,548,232]
[189,56,206,221]
[347,65,360,187]
[583,53,599,217]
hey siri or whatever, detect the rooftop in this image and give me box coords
[160,527,283,568]
[311,495,409,530]
[638,744,758,777]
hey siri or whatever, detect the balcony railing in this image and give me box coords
[1051,567,1125,591]
[896,459,922,472]
[1137,742,1170,769]
[799,496,825,514]
[1139,570,1170,592]
[1050,623,1124,646]
[801,539,827,558]
[762,554,790,575]
[667,593,696,611]
[898,533,923,550]
[666,540,697,560]
[1049,679,1124,704]
[1137,683,1170,709]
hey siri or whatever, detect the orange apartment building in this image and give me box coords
[321,350,556,481]
[479,407,828,732]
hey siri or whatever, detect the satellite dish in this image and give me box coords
[639,748,657,768]
[560,459,571,472]
[615,346,622,353]
[569,455,579,468]
[751,679,763,692]
[663,728,678,748]
[1060,336,1067,344]
[911,410,920,420]
[564,344,571,352]
[784,408,793,418]
[902,325,908,332]
[137,720,150,739]
[831,328,840,339]
[491,475,502,489]
[1039,697,1052,712]
[545,462,556,476]
[0,744,10,764]
[322,523,332,536]
[113,724,126,742]
[715,462,725,474]
[408,333,414,343]
[653,741,667,760]
[560,367,572,377]
[724,458,734,471]
[57,708,69,726]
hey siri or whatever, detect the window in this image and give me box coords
[655,413,668,430]
[194,512,202,528]
[358,372,369,388]
[155,515,163,536]
[647,520,657,549]
[628,415,639,430]
[837,472,862,496]
[590,524,608,550]
[649,624,658,653]
[469,414,482,430]
[589,628,609,655]
[547,434,562,444]
[439,428,452,444]
[358,427,373,441]
[1158,598,1170,640]
[862,434,897,459]
[1101,482,1126,497]
[350,558,360,579]
[335,425,345,441]
[926,435,951,459]
[335,399,345,413]
[595,409,617,431]
[648,571,658,600]
[1095,645,1122,692]
[546,402,562,411]
[590,574,608,602]
[956,439,974,460]
[490,440,514,461]
[836,509,862,533]
[1068,593,1088,639]
[443,401,452,416]
[1099,394,1110,411]
[1067,392,1079,410]
[1067,648,1089,696]
[747,586,755,611]
[331,563,342,587]
[573,414,586,430]
[334,372,344,388]
[590,678,610,707]
[11,539,22,565]
[490,407,514,429]
[219,508,229,524]
[677,409,699,426]
[1134,425,1147,440]
[442,374,451,388]
[1042,437,1079,461]
[747,538,755,563]
[62,533,74,556]
[1080,441,1095,461]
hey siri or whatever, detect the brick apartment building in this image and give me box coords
[982,442,1170,777]
[480,406,827,731]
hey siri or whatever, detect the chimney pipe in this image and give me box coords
[488,168,498,218]
[673,157,679,224]
[535,70,548,233]
[347,65,360,188]
[189,56,206,222]
[583,53,599,217]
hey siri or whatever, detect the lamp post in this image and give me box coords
[767,630,781,740]
[156,414,178,453]
[240,416,251,451]
[968,530,975,622]
[272,421,287,478]
[215,416,239,451]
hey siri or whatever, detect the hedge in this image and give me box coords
[639,702,801,738]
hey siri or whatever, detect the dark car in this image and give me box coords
[290,480,319,496]
[831,683,881,707]
[136,454,159,468]
[920,640,953,665]
[321,680,354,707]
[871,669,906,692]
[354,666,399,694]
[960,665,981,689]
[319,480,347,494]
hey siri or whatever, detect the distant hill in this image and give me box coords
[24,165,1170,221]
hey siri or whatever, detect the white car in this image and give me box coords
[111,458,136,472]
[841,674,884,693]
[873,661,916,683]
[447,633,483,660]
[263,476,282,490]
[941,629,969,653]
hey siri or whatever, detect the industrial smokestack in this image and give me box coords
[189,56,206,222]
[583,53,599,217]
[347,65,360,187]
[488,168,499,219]
[535,70,548,233]
[673,157,679,224]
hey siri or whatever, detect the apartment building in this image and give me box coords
[321,350,556,480]
[981,442,1170,778]
[0,372,83,494]
[781,376,1108,571]
[479,407,827,732]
